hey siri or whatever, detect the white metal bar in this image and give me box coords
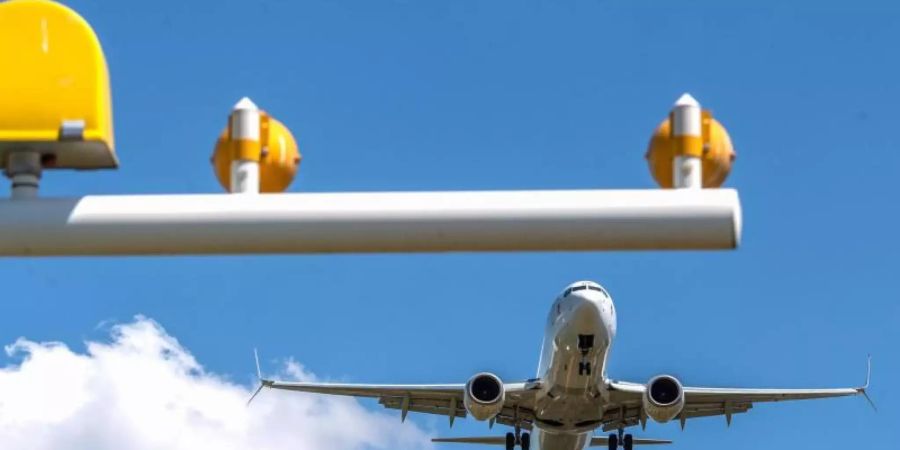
[672,93,703,189]
[229,97,260,194]
[230,159,259,194]
[673,155,702,189]
[0,189,741,256]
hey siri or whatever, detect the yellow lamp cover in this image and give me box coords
[645,111,735,189]
[0,0,116,170]
[212,113,301,193]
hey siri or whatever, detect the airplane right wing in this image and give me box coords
[256,378,540,428]
[249,351,541,428]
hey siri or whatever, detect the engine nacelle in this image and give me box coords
[642,375,685,423]
[464,372,505,421]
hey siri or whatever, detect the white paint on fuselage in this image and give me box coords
[532,281,618,450]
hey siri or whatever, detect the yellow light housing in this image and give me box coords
[212,113,301,193]
[0,0,116,170]
[645,111,735,189]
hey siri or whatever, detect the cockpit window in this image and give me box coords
[563,285,606,297]
[563,284,609,298]
[587,285,609,297]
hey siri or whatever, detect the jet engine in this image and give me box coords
[642,375,685,423]
[464,372,505,421]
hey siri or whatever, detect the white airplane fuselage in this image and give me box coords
[531,281,618,450]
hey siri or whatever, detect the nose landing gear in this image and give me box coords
[607,429,633,450]
[577,334,595,355]
[579,361,592,376]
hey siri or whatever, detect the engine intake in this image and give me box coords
[464,372,505,421]
[642,375,685,423]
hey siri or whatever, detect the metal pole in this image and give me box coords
[6,151,41,200]
[671,93,703,189]
[229,97,261,194]
[0,189,741,256]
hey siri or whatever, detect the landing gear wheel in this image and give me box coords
[520,432,531,450]
[505,432,515,450]
[607,433,618,450]
[623,434,633,450]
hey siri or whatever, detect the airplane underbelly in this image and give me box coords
[545,302,609,387]
[533,428,592,450]
[534,310,609,431]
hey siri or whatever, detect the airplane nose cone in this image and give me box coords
[571,294,605,326]
[569,292,615,342]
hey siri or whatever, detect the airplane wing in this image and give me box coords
[601,357,874,431]
[257,379,541,427]
[249,351,541,428]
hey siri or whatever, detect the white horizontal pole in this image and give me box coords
[0,189,741,256]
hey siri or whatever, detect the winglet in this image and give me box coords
[865,354,871,389]
[858,354,877,412]
[255,348,262,380]
[247,348,269,407]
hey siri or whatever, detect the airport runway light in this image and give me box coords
[0,0,118,199]
[212,98,301,193]
[646,94,736,189]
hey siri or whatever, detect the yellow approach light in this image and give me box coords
[0,0,116,172]
[211,98,301,194]
[645,109,735,189]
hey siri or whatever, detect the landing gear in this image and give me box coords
[607,433,617,450]
[608,430,633,450]
[504,431,531,450]
[578,334,595,355]
[578,361,592,376]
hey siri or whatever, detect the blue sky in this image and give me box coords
[1,0,898,449]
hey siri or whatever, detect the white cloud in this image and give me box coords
[0,317,433,450]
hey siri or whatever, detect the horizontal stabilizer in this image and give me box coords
[432,436,671,446]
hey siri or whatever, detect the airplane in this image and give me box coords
[249,280,874,450]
